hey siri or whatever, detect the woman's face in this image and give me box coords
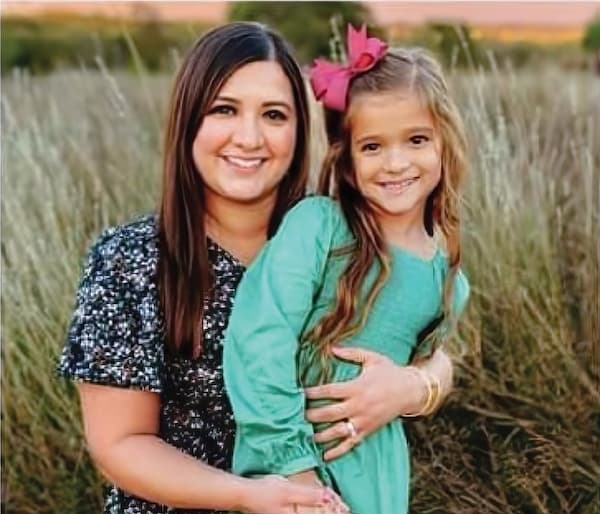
[193,60,297,208]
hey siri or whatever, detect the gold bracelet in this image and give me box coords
[403,366,444,417]
[422,371,442,416]
[402,366,433,417]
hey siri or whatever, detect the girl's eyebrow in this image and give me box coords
[409,126,435,134]
[355,126,435,143]
[354,133,380,145]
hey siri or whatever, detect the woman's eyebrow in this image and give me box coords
[263,101,293,111]
[213,95,239,103]
[213,95,292,112]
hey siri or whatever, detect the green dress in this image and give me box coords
[223,196,469,514]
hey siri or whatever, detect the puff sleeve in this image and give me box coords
[413,268,471,359]
[57,222,164,392]
[223,197,341,478]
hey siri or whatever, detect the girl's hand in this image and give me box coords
[304,347,429,461]
[238,474,339,514]
[287,470,349,514]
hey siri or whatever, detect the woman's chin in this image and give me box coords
[218,184,276,205]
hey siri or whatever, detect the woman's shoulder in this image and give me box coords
[91,213,158,255]
[58,213,164,391]
[86,213,159,277]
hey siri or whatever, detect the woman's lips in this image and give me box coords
[221,155,266,171]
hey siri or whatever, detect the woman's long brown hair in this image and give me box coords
[303,48,468,381]
[158,22,310,357]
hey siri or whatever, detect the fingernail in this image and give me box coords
[323,489,335,501]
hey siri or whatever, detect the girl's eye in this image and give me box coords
[264,109,287,121]
[208,105,235,116]
[410,135,429,146]
[361,142,380,153]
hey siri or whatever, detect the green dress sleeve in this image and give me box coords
[223,197,340,478]
[450,269,470,319]
[413,268,471,359]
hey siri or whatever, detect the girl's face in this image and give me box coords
[349,89,442,230]
[193,60,297,208]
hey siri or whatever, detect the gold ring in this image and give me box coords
[345,419,358,439]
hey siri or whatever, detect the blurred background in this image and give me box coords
[2,1,600,71]
[1,2,599,513]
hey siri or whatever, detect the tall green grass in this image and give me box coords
[1,61,598,513]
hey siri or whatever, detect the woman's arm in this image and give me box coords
[305,270,470,461]
[78,383,334,514]
[304,346,453,461]
[413,345,453,401]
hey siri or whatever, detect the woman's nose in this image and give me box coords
[231,115,264,150]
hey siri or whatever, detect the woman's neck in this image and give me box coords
[204,194,276,266]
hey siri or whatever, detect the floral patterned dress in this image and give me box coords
[57,214,245,514]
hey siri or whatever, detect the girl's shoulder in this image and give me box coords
[283,196,348,234]
[453,267,470,305]
[289,195,343,218]
[430,232,470,310]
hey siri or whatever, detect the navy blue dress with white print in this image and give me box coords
[57,214,244,514]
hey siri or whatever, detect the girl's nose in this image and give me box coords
[231,115,264,150]
[385,148,411,174]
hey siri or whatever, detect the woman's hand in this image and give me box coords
[286,470,349,514]
[239,474,342,514]
[304,346,452,461]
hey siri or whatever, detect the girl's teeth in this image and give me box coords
[226,157,262,168]
[383,178,416,190]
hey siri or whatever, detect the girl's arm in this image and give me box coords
[78,383,333,513]
[223,198,340,480]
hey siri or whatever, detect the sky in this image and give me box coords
[2,1,599,28]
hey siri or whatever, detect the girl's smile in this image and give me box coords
[377,176,420,194]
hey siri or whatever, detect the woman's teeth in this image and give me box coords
[224,156,263,169]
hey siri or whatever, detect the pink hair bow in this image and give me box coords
[309,24,388,111]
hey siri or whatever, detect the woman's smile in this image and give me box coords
[193,60,297,206]
[220,155,268,172]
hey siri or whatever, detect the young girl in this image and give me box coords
[223,25,470,514]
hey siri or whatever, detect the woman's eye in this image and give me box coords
[361,142,380,153]
[264,110,287,121]
[410,135,429,145]
[208,105,235,116]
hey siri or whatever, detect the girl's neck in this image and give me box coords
[377,208,436,259]
[204,194,275,266]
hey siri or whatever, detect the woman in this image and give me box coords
[58,22,455,514]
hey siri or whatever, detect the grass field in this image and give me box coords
[1,58,599,513]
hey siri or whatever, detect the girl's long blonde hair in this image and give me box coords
[302,48,468,382]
